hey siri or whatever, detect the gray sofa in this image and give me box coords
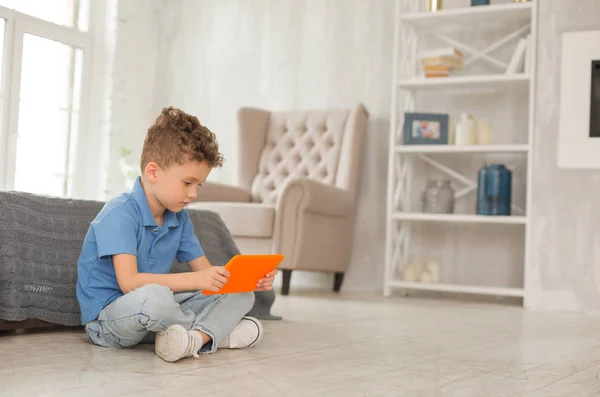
[0,190,279,331]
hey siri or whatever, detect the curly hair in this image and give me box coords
[140,106,224,172]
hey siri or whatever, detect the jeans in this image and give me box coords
[84,284,255,354]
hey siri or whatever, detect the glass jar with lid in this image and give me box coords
[421,179,455,214]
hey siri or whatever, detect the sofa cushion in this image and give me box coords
[186,202,274,238]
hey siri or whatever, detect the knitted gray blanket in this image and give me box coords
[0,191,279,326]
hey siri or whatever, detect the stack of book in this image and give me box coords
[418,47,464,78]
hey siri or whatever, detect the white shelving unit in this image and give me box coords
[395,144,529,154]
[400,2,532,28]
[391,212,527,225]
[387,280,525,298]
[397,73,530,90]
[384,0,538,299]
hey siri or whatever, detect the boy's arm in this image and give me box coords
[176,211,213,273]
[94,204,227,294]
[187,255,276,291]
[114,254,229,293]
[188,255,213,272]
[180,212,277,290]
[116,211,224,292]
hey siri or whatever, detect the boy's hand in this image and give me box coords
[196,266,230,292]
[256,269,278,291]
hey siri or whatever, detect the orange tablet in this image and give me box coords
[202,254,284,295]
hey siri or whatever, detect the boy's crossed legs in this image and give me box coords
[84,284,261,362]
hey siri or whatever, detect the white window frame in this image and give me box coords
[0,6,92,198]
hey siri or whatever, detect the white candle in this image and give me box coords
[477,119,493,145]
[455,122,474,145]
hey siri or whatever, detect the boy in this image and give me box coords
[76,106,277,363]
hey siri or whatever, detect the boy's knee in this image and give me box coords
[134,283,173,299]
[234,292,255,313]
[134,284,176,315]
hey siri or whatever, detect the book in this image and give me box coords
[423,64,451,72]
[420,56,464,69]
[418,47,464,61]
[424,72,450,78]
[423,67,451,78]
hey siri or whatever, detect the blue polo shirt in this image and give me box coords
[76,176,204,324]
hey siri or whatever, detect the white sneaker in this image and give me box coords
[155,324,200,363]
[219,316,263,349]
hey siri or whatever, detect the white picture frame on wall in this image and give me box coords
[557,30,600,169]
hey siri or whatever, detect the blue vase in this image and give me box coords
[476,164,511,216]
[471,0,490,5]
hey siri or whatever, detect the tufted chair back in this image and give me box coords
[236,104,368,205]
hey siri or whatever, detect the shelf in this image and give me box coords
[397,73,530,91]
[385,0,537,303]
[388,280,524,298]
[400,2,532,30]
[395,144,529,154]
[392,212,527,225]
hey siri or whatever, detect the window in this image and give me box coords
[0,0,89,31]
[0,2,91,198]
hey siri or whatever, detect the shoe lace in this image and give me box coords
[187,332,200,358]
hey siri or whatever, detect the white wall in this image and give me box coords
[103,0,170,199]
[159,0,393,292]
[525,0,600,312]
[103,0,393,292]
[104,0,600,304]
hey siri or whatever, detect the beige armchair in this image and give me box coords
[187,103,368,295]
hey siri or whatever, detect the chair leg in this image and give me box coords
[333,272,344,292]
[281,269,292,296]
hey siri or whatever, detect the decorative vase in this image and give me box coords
[422,179,454,214]
[476,164,512,216]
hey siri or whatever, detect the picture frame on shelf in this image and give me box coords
[402,112,449,145]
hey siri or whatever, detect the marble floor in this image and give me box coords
[1,291,600,396]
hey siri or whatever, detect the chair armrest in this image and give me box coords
[273,179,356,267]
[277,178,353,217]
[193,182,251,203]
